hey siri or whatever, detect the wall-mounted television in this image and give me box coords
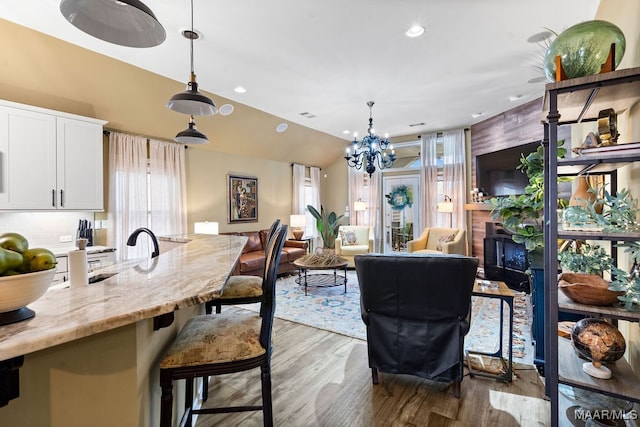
[476,141,541,198]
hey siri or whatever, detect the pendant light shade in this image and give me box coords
[175,116,209,144]
[167,72,218,116]
[167,0,217,116]
[59,0,166,48]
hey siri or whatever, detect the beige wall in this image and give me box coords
[186,147,293,233]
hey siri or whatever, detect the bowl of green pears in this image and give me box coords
[0,232,56,323]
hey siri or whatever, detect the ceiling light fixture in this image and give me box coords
[509,95,523,102]
[344,101,396,177]
[167,0,217,116]
[59,0,166,48]
[471,112,484,118]
[174,116,208,144]
[405,25,425,38]
[234,86,247,94]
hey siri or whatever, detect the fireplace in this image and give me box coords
[483,223,529,292]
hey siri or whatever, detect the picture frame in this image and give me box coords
[227,174,258,223]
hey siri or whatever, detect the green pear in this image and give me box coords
[0,247,24,275]
[0,232,29,253]
[18,248,56,273]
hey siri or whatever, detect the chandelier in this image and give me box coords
[344,101,396,177]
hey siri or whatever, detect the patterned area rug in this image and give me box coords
[241,270,532,364]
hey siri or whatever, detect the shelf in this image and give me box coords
[557,230,640,242]
[558,292,640,322]
[464,203,491,211]
[542,67,640,125]
[558,338,640,403]
[557,142,640,176]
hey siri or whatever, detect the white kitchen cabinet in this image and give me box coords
[0,100,107,211]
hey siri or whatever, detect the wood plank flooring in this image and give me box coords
[196,309,549,426]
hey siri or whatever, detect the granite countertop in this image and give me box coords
[0,234,247,361]
[47,245,116,257]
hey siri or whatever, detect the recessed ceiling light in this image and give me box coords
[234,86,246,94]
[508,95,522,102]
[471,113,484,118]
[219,104,234,116]
[342,129,351,134]
[276,123,288,133]
[405,25,425,38]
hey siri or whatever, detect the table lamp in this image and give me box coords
[194,221,219,235]
[290,215,306,240]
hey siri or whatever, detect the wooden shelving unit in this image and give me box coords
[542,66,640,427]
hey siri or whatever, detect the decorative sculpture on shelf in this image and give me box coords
[571,318,626,380]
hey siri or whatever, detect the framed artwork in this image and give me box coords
[227,174,258,223]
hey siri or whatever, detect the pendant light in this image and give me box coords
[175,116,209,144]
[59,0,166,48]
[167,0,217,116]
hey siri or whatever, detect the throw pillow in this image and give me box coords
[436,232,457,251]
[340,230,358,246]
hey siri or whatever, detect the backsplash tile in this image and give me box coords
[0,212,94,246]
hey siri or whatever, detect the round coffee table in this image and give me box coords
[293,258,348,296]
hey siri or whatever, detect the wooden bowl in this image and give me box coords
[0,269,55,313]
[558,272,624,306]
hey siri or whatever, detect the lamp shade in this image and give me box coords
[167,79,218,116]
[60,0,166,48]
[353,201,367,212]
[174,116,209,144]
[437,202,454,213]
[290,215,306,228]
[194,221,219,235]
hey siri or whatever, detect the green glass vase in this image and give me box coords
[543,20,625,82]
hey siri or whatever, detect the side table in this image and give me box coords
[467,279,514,383]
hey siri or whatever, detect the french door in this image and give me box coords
[382,174,421,253]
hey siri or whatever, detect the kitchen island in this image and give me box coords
[0,233,247,427]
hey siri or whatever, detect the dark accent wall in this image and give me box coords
[469,97,570,264]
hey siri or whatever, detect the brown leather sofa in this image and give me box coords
[223,229,308,276]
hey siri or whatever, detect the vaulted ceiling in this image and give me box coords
[1,1,600,167]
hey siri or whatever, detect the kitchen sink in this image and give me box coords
[88,273,118,284]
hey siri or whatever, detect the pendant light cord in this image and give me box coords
[190,0,195,76]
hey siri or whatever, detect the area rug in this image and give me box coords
[241,270,532,363]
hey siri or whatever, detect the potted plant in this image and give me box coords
[488,141,569,256]
[307,205,344,250]
[558,241,613,276]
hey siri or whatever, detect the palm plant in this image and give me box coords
[307,205,344,249]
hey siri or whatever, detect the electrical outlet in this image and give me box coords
[59,235,73,243]
[101,220,108,229]
[94,221,102,230]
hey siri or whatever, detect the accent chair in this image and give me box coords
[335,225,374,266]
[407,227,467,255]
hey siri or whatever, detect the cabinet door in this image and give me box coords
[56,117,104,210]
[0,106,57,209]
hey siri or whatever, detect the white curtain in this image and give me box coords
[308,166,321,239]
[107,132,148,260]
[292,163,306,214]
[366,171,382,252]
[422,133,440,227]
[441,129,466,228]
[149,139,187,237]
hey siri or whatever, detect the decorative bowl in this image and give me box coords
[571,318,626,364]
[558,272,624,306]
[0,269,55,313]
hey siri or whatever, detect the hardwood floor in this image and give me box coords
[196,309,549,426]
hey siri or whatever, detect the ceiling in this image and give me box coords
[1,1,600,157]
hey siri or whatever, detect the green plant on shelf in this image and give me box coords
[563,186,640,232]
[558,241,613,276]
[489,140,569,253]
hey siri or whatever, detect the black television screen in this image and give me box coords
[476,141,541,197]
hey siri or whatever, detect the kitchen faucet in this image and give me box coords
[126,228,160,258]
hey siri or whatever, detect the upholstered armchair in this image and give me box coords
[335,225,374,266]
[407,227,467,255]
[354,253,478,397]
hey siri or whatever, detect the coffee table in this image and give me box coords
[293,258,348,296]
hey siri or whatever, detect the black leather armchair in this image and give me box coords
[354,253,478,397]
